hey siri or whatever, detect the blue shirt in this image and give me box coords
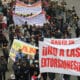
[15,52,24,61]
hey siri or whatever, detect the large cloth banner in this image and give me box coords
[9,39,38,61]
[15,1,42,16]
[13,0,46,26]
[44,38,80,45]
[13,13,46,26]
[39,41,80,76]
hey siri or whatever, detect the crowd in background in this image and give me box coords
[0,0,80,80]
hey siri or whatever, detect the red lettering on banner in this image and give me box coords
[67,60,71,69]
[22,45,28,52]
[22,46,36,54]
[41,58,80,71]
[57,59,62,68]
[76,48,80,57]
[66,48,80,57]
[61,40,67,45]
[70,49,75,57]
[42,47,47,56]
[50,58,57,67]
[46,58,49,67]
[42,46,58,56]
[78,62,80,71]
[41,58,46,67]
[47,46,58,56]
[51,40,67,45]
[66,49,69,57]
[59,49,64,56]
[51,40,75,45]
[69,40,75,44]
[42,46,80,57]
[72,61,78,71]
[30,47,36,54]
[47,46,53,55]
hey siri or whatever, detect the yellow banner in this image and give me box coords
[9,39,38,61]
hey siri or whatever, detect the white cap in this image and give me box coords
[10,74,15,79]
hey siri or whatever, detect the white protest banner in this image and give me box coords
[9,39,38,61]
[13,0,46,26]
[44,38,80,45]
[39,41,80,76]
[14,0,42,16]
[13,13,46,26]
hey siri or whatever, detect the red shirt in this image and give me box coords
[32,75,37,80]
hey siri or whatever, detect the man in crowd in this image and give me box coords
[15,49,24,61]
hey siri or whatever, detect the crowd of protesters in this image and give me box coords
[0,0,80,80]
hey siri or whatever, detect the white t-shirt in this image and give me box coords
[2,16,7,24]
